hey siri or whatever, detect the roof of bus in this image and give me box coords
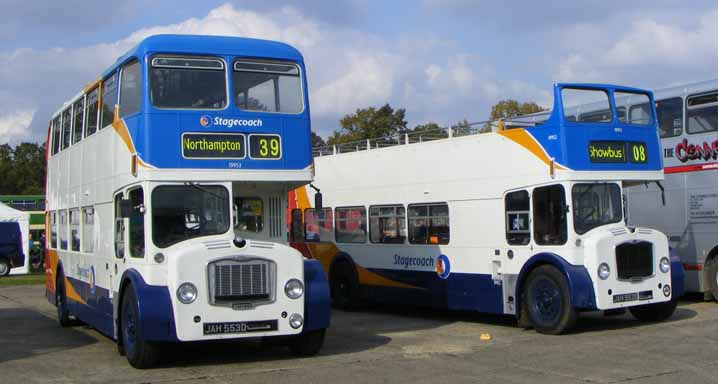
[101,34,305,79]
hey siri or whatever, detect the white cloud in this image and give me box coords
[0,108,36,144]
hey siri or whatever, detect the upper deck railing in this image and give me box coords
[312,117,546,157]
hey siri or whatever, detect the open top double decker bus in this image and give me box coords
[290,83,683,335]
[45,34,330,368]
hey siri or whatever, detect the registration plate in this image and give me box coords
[203,320,278,335]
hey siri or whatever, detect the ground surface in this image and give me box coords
[1,285,717,384]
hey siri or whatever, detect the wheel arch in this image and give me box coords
[116,269,178,343]
[515,252,596,319]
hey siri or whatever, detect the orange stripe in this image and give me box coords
[497,129,566,170]
[83,77,102,93]
[44,249,86,304]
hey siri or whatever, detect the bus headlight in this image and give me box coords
[659,257,670,273]
[598,263,611,280]
[285,279,304,299]
[177,282,198,304]
[289,313,304,329]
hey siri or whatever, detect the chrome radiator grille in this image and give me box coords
[209,259,274,304]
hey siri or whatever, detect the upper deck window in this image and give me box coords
[150,56,227,109]
[687,91,718,134]
[562,88,612,123]
[616,91,653,125]
[233,60,303,114]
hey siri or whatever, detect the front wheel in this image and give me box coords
[523,265,578,335]
[330,262,359,310]
[289,329,326,357]
[629,299,678,322]
[0,259,10,276]
[121,287,158,369]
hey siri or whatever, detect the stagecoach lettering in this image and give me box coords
[393,254,434,269]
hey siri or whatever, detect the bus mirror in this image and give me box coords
[119,199,133,218]
[315,192,323,210]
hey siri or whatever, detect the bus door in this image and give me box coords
[113,187,146,294]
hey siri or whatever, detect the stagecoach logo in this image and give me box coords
[436,254,451,279]
[675,138,718,163]
[199,115,212,127]
[199,115,263,128]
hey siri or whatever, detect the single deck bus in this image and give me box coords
[289,83,683,334]
[45,34,330,368]
[618,79,718,300]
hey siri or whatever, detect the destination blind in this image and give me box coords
[588,141,648,164]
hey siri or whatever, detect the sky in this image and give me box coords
[1,0,718,144]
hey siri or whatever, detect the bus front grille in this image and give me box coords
[615,241,653,280]
[209,259,274,304]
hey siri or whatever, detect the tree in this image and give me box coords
[327,104,407,146]
[490,99,547,121]
[409,122,448,140]
[311,131,326,148]
[0,142,46,195]
[452,119,474,136]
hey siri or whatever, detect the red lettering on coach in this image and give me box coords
[675,138,718,162]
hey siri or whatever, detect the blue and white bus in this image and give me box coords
[291,84,683,334]
[45,34,330,368]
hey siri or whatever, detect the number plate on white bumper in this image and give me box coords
[613,290,653,303]
[203,320,278,335]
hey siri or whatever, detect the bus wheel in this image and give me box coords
[56,274,72,327]
[289,329,326,356]
[629,299,677,322]
[121,286,158,369]
[330,261,359,310]
[707,259,718,302]
[0,259,10,276]
[524,265,577,335]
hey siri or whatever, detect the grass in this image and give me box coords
[0,272,46,286]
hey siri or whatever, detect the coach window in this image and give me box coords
[50,211,57,249]
[82,207,94,253]
[234,197,263,232]
[61,107,72,150]
[51,116,61,155]
[128,188,145,258]
[506,190,530,245]
[70,208,80,252]
[234,60,303,114]
[370,205,406,244]
[686,92,718,134]
[335,207,367,243]
[72,98,84,144]
[150,56,226,109]
[305,208,334,242]
[408,203,449,245]
[532,185,567,245]
[114,194,125,259]
[616,92,652,125]
[119,60,141,117]
[101,72,117,129]
[85,87,99,137]
[655,98,683,138]
[562,88,611,123]
[59,210,68,250]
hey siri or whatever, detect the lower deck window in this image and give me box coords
[335,207,367,243]
[305,208,334,242]
[506,190,530,245]
[69,209,80,252]
[408,203,449,245]
[370,205,406,244]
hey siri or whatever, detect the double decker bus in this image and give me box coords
[290,83,683,334]
[621,79,718,300]
[45,34,330,368]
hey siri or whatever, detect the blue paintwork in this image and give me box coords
[366,268,505,314]
[0,222,24,268]
[527,83,662,172]
[98,34,312,171]
[516,252,597,311]
[302,259,331,331]
[670,248,685,298]
[120,269,178,342]
[66,276,114,337]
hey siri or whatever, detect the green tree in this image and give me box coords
[311,131,326,148]
[0,144,14,194]
[410,122,448,140]
[13,142,46,194]
[490,99,547,120]
[327,104,407,146]
[452,119,474,136]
